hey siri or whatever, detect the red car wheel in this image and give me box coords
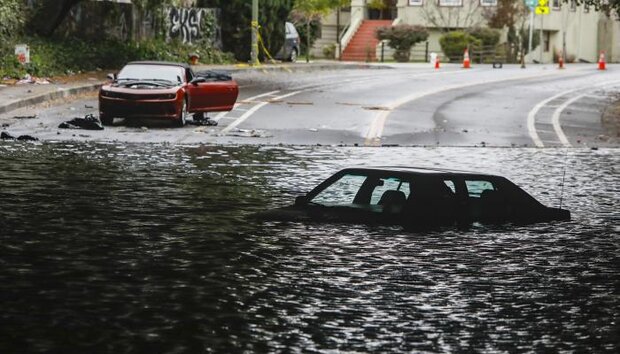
[177,97,188,127]
[100,113,113,126]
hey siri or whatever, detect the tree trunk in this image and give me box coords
[306,19,310,63]
[28,0,84,37]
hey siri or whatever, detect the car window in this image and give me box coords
[444,180,456,193]
[311,174,367,205]
[117,65,185,84]
[286,23,298,37]
[370,177,410,205]
[465,180,495,198]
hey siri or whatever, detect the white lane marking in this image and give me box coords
[526,91,572,148]
[220,91,301,135]
[527,80,620,147]
[217,69,475,136]
[551,94,585,147]
[364,71,566,146]
[213,90,280,122]
[363,70,580,146]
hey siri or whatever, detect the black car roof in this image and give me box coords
[126,61,190,69]
[342,166,502,179]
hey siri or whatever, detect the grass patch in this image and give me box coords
[1,36,235,79]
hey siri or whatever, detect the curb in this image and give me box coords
[196,62,392,74]
[0,63,387,116]
[0,82,102,115]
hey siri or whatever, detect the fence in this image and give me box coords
[377,41,441,63]
[376,41,521,64]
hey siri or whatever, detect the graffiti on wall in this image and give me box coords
[166,7,220,45]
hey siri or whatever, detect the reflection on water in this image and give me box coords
[0,142,618,352]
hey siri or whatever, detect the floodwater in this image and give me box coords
[0,142,618,353]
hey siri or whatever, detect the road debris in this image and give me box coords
[362,106,391,111]
[189,114,218,126]
[13,114,37,119]
[229,128,271,138]
[58,114,104,130]
[286,101,314,105]
[16,74,51,85]
[1,131,39,141]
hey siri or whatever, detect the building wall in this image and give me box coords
[318,0,618,63]
[312,9,351,57]
[396,0,492,29]
[524,1,600,63]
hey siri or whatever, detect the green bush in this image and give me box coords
[0,36,235,79]
[467,27,501,47]
[439,31,481,62]
[322,43,336,59]
[376,25,428,62]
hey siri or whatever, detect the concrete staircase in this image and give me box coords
[341,20,392,62]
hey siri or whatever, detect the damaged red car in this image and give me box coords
[98,61,239,126]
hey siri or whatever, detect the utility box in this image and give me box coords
[15,44,30,65]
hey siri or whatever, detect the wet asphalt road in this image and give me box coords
[1,63,619,147]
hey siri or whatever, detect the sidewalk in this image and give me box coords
[0,60,384,116]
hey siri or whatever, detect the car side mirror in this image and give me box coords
[294,195,308,206]
[106,73,117,81]
[190,77,207,85]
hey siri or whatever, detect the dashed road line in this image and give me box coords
[213,90,280,123]
[219,90,301,135]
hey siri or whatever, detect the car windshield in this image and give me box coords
[117,65,184,84]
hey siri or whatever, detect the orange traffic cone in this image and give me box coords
[463,48,471,69]
[598,51,606,70]
[435,56,440,69]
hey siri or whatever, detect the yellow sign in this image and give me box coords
[536,0,549,14]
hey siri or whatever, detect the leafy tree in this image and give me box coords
[293,0,349,62]
[376,25,428,62]
[200,0,293,62]
[573,0,620,18]
[0,0,24,41]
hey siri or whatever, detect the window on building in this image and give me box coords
[408,0,423,6]
[439,0,463,6]
[552,0,561,9]
[480,0,498,6]
[570,0,577,11]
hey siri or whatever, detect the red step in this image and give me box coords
[342,20,392,62]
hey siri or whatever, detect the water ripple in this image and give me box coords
[0,142,618,352]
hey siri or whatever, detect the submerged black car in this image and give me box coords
[257,167,571,229]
